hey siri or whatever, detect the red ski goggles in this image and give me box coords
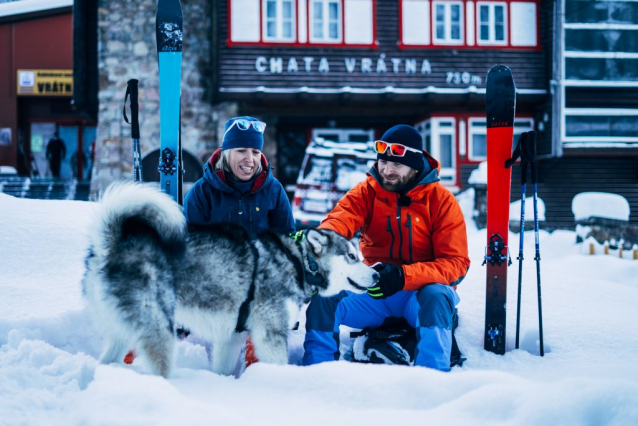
[374,140,422,157]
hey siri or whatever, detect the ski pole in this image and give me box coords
[505,132,530,350]
[515,152,528,349]
[528,132,544,356]
[123,79,143,182]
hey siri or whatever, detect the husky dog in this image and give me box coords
[83,183,378,377]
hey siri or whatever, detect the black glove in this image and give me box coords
[367,263,405,299]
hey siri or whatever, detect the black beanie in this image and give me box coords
[377,125,425,173]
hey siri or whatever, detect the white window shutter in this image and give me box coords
[345,0,373,44]
[402,0,430,45]
[230,0,260,42]
[466,1,475,46]
[298,0,307,43]
[510,2,537,46]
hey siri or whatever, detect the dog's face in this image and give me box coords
[305,229,379,297]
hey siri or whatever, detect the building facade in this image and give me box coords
[76,0,637,228]
[217,0,550,194]
[0,0,97,180]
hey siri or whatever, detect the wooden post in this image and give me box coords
[604,241,609,255]
[619,246,623,259]
[589,242,596,255]
[633,244,638,260]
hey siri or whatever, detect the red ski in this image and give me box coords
[483,65,516,355]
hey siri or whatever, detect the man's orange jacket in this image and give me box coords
[318,154,470,291]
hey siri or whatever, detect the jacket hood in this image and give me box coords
[368,151,441,197]
[203,148,272,194]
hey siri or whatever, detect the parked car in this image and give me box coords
[292,138,376,228]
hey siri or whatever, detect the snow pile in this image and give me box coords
[572,192,630,222]
[468,161,487,185]
[510,196,546,222]
[1,192,638,425]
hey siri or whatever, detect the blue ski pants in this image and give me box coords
[302,284,459,371]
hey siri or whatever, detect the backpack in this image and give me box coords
[350,313,466,368]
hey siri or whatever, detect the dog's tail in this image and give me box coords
[89,182,186,259]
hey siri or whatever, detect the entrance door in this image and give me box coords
[30,123,96,180]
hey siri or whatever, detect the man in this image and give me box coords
[302,124,470,371]
[46,132,66,178]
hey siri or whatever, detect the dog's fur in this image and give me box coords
[83,182,377,377]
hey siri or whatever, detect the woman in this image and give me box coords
[126,116,293,368]
[182,116,295,369]
[184,116,295,238]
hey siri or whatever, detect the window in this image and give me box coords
[433,1,463,44]
[311,0,342,42]
[468,118,534,160]
[229,0,374,47]
[399,0,538,49]
[263,0,295,41]
[477,2,507,45]
[417,118,456,183]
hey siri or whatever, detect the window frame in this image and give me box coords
[309,0,343,43]
[476,1,508,46]
[262,0,297,42]
[432,1,464,45]
[468,117,534,161]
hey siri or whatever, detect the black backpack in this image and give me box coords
[350,313,466,368]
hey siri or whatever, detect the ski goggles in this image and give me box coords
[223,119,267,139]
[374,140,421,157]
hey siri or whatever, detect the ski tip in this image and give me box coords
[156,0,184,53]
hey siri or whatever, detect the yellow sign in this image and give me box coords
[17,69,73,96]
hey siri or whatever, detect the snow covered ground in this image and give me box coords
[1,189,638,425]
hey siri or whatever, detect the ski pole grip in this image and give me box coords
[126,79,141,139]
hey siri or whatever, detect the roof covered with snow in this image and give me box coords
[0,0,72,21]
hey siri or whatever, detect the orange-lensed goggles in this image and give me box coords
[374,140,422,157]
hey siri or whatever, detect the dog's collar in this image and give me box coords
[290,230,325,289]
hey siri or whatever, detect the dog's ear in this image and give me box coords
[306,229,329,256]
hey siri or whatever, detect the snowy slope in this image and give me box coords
[1,191,638,426]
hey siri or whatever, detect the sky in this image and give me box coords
[1,189,638,426]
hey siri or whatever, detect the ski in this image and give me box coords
[156,0,183,204]
[483,64,516,355]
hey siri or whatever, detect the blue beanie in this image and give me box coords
[377,125,425,173]
[221,116,264,151]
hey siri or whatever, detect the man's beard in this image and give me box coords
[380,172,417,192]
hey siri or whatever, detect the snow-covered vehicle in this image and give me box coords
[292,139,376,228]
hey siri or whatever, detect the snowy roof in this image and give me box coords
[306,139,377,160]
[572,192,630,222]
[0,0,72,20]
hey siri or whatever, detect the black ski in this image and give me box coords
[483,65,516,355]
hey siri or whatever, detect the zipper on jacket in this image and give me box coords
[227,207,231,222]
[396,197,404,262]
[406,214,413,263]
[386,216,395,259]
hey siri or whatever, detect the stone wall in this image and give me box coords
[92,0,242,193]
